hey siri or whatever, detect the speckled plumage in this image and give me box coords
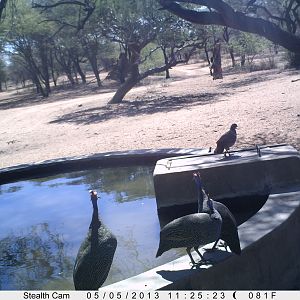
[194,173,241,255]
[156,199,222,264]
[73,191,117,290]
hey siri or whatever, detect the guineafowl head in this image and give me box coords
[89,190,98,201]
[193,172,202,190]
[230,123,238,130]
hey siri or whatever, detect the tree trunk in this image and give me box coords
[54,48,75,85]
[39,42,51,95]
[109,45,141,104]
[89,57,101,87]
[66,71,76,85]
[83,45,101,86]
[109,76,139,104]
[212,40,223,80]
[117,52,128,83]
[289,52,300,68]
[229,48,235,67]
[204,42,211,65]
[49,50,58,87]
[162,47,171,79]
[74,57,86,84]
[241,54,246,67]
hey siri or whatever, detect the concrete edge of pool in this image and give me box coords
[0,147,210,184]
[1,145,299,290]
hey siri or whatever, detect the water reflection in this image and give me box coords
[0,223,73,290]
[0,166,155,203]
[0,165,184,290]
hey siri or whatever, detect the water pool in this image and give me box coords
[0,166,185,290]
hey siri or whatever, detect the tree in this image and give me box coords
[0,0,8,20]
[156,19,204,79]
[94,1,205,103]
[157,0,300,65]
[7,54,32,87]
[1,0,58,96]
[0,58,7,91]
[32,0,96,31]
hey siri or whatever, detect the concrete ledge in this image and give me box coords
[153,145,300,209]
[0,148,209,185]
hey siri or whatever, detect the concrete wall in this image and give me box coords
[153,145,300,209]
[165,196,300,290]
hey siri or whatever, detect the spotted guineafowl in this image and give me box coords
[193,172,241,255]
[73,190,117,290]
[214,123,237,156]
[156,197,222,265]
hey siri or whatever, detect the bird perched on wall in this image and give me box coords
[73,190,117,290]
[193,172,241,255]
[214,123,238,156]
[156,197,222,266]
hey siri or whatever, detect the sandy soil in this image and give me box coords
[0,63,299,169]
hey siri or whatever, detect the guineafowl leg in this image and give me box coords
[218,240,229,251]
[186,247,196,265]
[224,149,229,157]
[193,246,204,260]
[204,239,220,252]
[194,246,212,265]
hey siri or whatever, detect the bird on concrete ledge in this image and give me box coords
[214,123,238,157]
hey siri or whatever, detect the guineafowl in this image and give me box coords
[156,197,222,266]
[214,123,237,156]
[73,190,117,290]
[193,172,241,255]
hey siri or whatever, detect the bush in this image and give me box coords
[249,57,277,72]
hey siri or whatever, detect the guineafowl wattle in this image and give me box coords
[193,172,241,255]
[156,197,222,265]
[73,190,117,290]
[214,123,237,156]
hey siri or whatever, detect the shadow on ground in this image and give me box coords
[49,92,229,125]
[0,83,118,110]
[0,73,187,111]
[219,69,280,90]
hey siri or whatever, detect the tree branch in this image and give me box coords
[157,0,300,53]
[32,0,88,10]
[32,0,95,30]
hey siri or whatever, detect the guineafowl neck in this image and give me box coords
[207,198,215,214]
[197,189,204,213]
[91,207,101,252]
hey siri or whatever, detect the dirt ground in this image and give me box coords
[0,62,299,169]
